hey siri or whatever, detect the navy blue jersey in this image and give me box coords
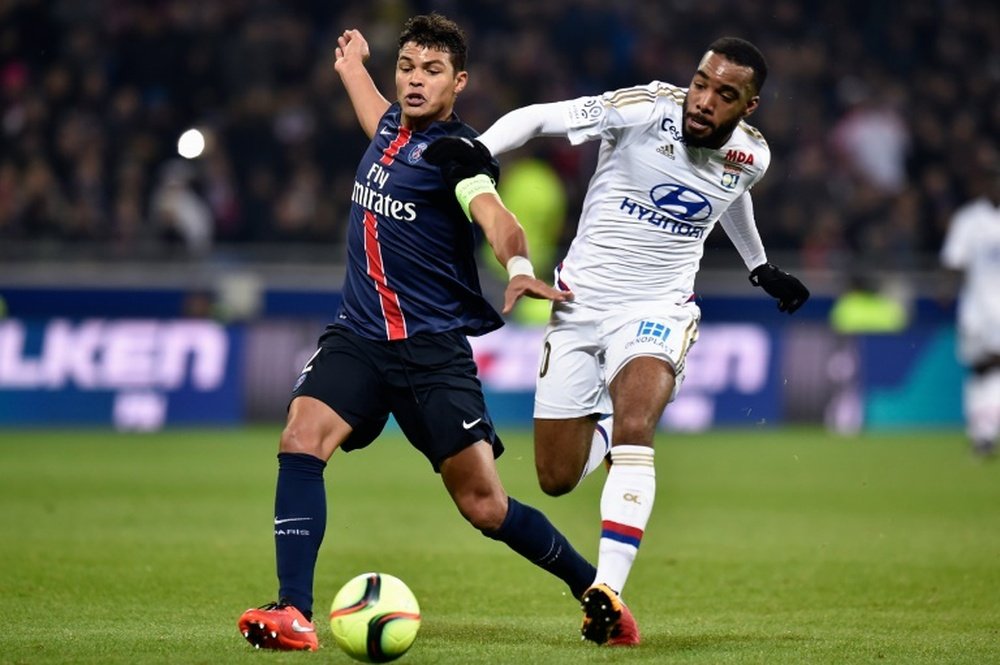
[335,104,504,341]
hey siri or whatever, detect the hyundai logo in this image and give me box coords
[649,183,712,222]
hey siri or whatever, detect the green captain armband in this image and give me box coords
[455,173,497,221]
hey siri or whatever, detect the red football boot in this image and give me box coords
[238,602,318,651]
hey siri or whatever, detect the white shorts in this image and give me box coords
[533,299,701,419]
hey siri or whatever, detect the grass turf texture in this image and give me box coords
[0,427,997,664]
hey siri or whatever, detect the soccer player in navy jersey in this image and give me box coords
[238,14,596,651]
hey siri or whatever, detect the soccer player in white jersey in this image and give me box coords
[941,161,1000,458]
[465,36,809,645]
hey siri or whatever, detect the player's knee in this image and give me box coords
[613,412,658,444]
[536,466,576,497]
[279,422,323,457]
[459,493,507,532]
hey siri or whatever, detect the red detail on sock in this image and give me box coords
[601,520,644,540]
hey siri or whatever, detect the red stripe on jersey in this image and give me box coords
[379,126,412,166]
[363,210,407,340]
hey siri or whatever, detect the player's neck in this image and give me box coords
[401,108,455,133]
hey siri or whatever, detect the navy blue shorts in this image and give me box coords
[291,325,504,471]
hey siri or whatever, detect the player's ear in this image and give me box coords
[742,95,759,118]
[453,70,468,95]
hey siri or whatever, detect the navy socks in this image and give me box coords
[274,452,327,618]
[273,455,594,614]
[483,497,596,599]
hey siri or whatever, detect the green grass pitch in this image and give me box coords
[1,426,997,664]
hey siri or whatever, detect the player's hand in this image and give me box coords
[502,276,573,315]
[749,263,809,314]
[423,136,493,187]
[334,29,370,73]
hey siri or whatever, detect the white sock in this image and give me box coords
[578,414,613,483]
[594,445,655,595]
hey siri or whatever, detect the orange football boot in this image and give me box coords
[580,583,641,646]
[238,602,318,651]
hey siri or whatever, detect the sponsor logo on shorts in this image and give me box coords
[637,320,670,340]
[625,320,671,352]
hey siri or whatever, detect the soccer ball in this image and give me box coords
[329,572,421,663]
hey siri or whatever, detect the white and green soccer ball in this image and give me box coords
[329,572,421,663]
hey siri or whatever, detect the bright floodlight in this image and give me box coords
[177,128,206,159]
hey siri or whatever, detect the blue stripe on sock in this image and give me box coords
[601,529,642,548]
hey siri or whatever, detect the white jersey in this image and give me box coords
[941,197,1000,360]
[554,81,771,309]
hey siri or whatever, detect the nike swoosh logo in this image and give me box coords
[380,127,392,136]
[291,619,315,633]
[274,517,313,525]
[462,418,482,430]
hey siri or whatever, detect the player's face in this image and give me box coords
[395,42,467,130]
[682,51,759,149]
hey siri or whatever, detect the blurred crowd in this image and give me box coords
[0,0,996,272]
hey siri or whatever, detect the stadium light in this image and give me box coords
[177,128,206,159]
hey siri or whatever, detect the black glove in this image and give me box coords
[749,263,810,314]
[423,136,494,187]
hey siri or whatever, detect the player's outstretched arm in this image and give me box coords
[476,102,569,156]
[468,195,572,314]
[423,136,573,314]
[334,29,390,139]
[749,263,810,314]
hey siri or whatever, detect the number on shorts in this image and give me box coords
[538,340,551,378]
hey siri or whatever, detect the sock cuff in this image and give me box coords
[277,451,327,474]
[610,445,654,465]
[482,496,520,540]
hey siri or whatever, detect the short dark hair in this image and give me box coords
[398,13,468,72]
[707,37,768,94]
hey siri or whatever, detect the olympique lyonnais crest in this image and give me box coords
[721,148,752,190]
[721,168,741,189]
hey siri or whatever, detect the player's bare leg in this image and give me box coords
[442,441,597,599]
[440,440,509,532]
[534,415,603,496]
[609,357,674,445]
